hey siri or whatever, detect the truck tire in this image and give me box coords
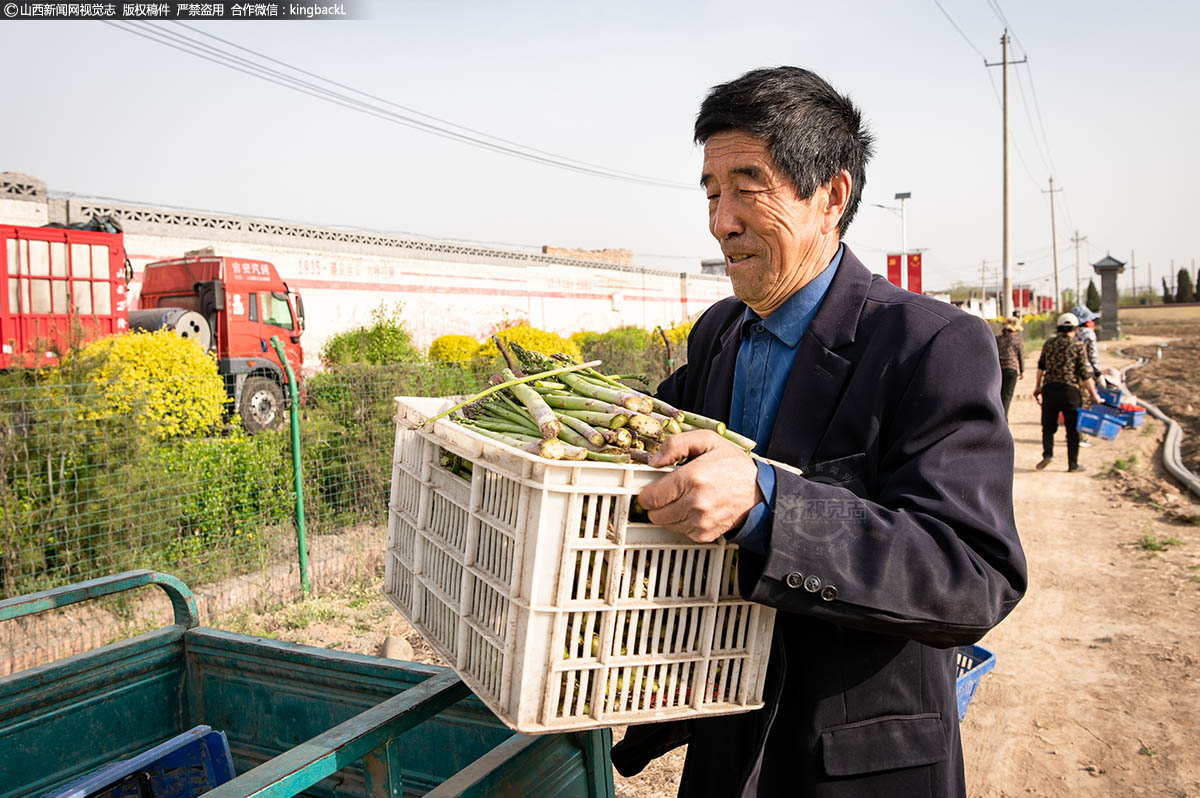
[240,376,285,433]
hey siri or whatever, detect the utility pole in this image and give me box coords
[1043,177,1062,311]
[1070,230,1087,307]
[987,30,1027,318]
[980,259,988,310]
[1130,250,1136,304]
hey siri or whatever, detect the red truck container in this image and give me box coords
[1,223,304,432]
[1,224,128,368]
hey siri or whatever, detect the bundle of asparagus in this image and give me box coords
[429,339,755,465]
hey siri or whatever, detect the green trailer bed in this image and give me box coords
[0,571,614,797]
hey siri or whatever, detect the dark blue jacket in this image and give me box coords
[612,246,1026,797]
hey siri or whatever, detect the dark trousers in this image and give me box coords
[1041,382,1082,466]
[1000,368,1019,418]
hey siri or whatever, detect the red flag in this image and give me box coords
[906,253,922,295]
[887,254,902,287]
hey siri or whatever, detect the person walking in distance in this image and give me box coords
[996,316,1024,418]
[1033,312,1103,472]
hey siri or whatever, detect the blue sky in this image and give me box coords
[2,0,1197,294]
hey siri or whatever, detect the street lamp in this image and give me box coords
[1015,261,1025,314]
[894,192,911,261]
[870,191,912,261]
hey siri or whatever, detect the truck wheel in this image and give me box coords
[240,377,285,433]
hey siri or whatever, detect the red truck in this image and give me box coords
[1,222,305,432]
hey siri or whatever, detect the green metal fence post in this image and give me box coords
[270,336,310,598]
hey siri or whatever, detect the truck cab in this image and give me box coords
[137,255,305,432]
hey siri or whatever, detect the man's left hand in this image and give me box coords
[638,430,761,543]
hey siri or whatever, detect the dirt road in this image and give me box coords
[960,340,1200,797]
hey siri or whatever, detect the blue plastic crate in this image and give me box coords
[1077,409,1121,440]
[1098,417,1122,440]
[1119,409,1146,428]
[1095,406,1146,429]
[46,726,234,798]
[1090,405,1128,427]
[1098,387,1123,407]
[955,644,996,720]
[1076,409,1103,436]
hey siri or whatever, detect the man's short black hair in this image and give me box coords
[695,66,875,236]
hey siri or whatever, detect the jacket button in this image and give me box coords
[785,571,804,589]
[820,585,838,601]
[803,575,821,593]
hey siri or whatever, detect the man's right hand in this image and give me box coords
[638,431,761,544]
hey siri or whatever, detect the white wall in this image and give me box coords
[118,232,729,369]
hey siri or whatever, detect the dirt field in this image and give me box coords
[1123,323,1200,474]
[213,333,1200,797]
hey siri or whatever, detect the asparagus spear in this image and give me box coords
[599,427,634,448]
[539,392,629,418]
[554,410,606,447]
[723,429,758,451]
[568,410,629,429]
[585,450,632,463]
[680,410,727,435]
[559,372,653,415]
[625,413,663,440]
[476,401,542,435]
[650,397,684,420]
[465,418,544,437]
[651,413,683,435]
[503,368,560,439]
[556,422,602,452]
[466,425,566,459]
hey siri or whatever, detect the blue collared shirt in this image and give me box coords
[726,245,843,554]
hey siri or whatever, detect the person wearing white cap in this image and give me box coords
[1033,312,1103,471]
[1071,305,1104,381]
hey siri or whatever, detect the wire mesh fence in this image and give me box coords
[0,339,688,673]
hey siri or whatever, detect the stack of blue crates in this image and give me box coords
[1095,387,1146,428]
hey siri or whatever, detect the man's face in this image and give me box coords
[701,130,836,317]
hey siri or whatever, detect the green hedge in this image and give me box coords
[0,377,287,596]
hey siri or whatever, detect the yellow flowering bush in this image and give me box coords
[428,334,481,363]
[662,321,693,346]
[474,322,582,363]
[76,330,226,438]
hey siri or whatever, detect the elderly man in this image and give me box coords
[611,67,1027,797]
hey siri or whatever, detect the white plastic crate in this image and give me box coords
[383,396,777,733]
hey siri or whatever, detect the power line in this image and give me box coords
[984,0,1014,32]
[173,22,668,183]
[1012,64,1052,176]
[932,0,988,61]
[1021,62,1059,179]
[931,2,1043,191]
[104,22,695,191]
